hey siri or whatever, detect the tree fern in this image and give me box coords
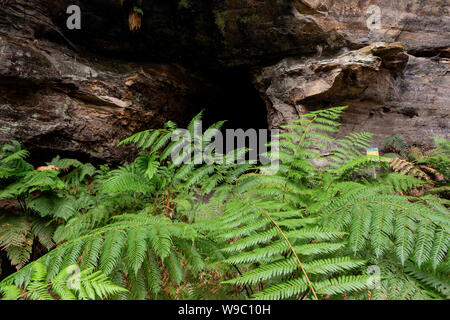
[203,107,375,300]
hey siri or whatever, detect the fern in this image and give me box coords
[404,262,450,299]
[322,183,449,265]
[0,262,126,300]
[328,132,373,169]
[385,157,431,181]
[384,135,409,158]
[204,107,375,300]
[204,107,448,300]
[1,213,204,300]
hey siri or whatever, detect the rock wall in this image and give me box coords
[0,0,211,162]
[254,42,449,147]
[0,0,448,161]
[253,0,449,147]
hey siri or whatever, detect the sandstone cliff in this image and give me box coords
[0,0,448,161]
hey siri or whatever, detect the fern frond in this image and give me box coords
[404,263,450,299]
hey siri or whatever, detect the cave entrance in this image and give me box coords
[193,67,270,158]
[199,68,268,132]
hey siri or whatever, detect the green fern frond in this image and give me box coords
[404,262,450,299]
[0,263,127,300]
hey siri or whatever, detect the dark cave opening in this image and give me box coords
[200,68,268,132]
[195,67,270,156]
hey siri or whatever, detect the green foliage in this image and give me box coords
[1,213,204,299]
[0,109,448,300]
[133,6,144,16]
[0,262,126,300]
[384,135,408,158]
[203,107,375,300]
[200,107,448,300]
[383,135,449,187]
[419,137,450,180]
[404,262,450,299]
[0,142,98,269]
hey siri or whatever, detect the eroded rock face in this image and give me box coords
[253,0,450,147]
[255,42,449,146]
[0,47,206,163]
[254,43,409,127]
[0,0,448,161]
[303,0,450,52]
[0,1,210,162]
